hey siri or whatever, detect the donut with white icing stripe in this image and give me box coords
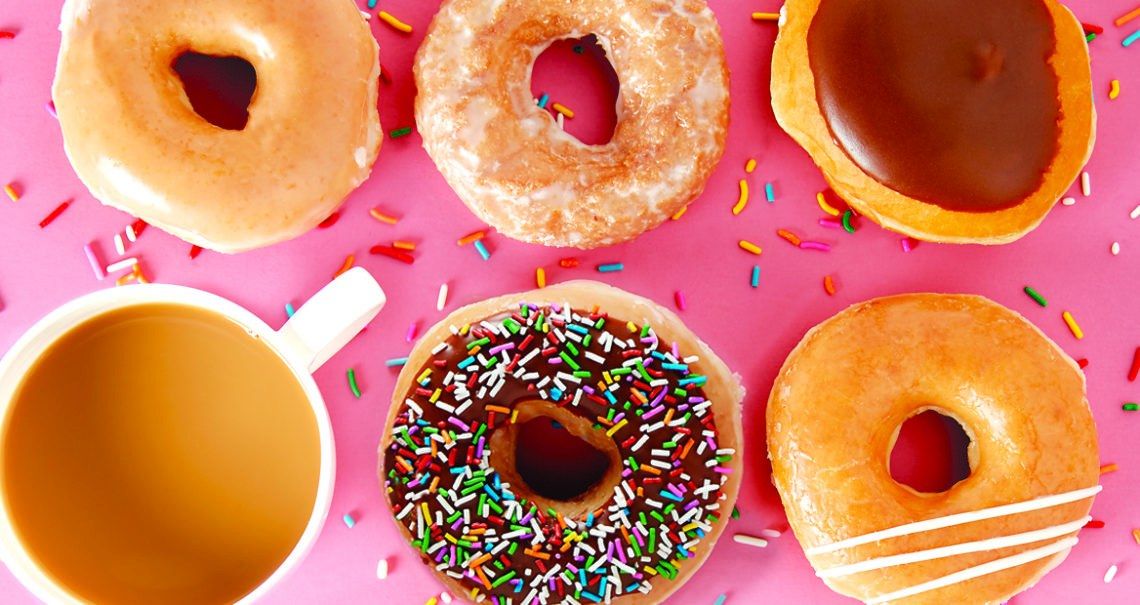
[768,293,1099,604]
[379,281,743,604]
[414,0,730,248]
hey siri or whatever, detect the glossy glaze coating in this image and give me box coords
[52,0,381,253]
[415,0,729,249]
[768,294,1099,604]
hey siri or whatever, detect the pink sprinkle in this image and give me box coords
[83,243,106,281]
[45,101,57,119]
[818,218,843,229]
[406,322,418,342]
[900,237,918,253]
[674,291,687,311]
[799,241,831,252]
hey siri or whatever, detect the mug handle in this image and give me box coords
[277,267,386,372]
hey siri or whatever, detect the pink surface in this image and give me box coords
[1,1,1138,603]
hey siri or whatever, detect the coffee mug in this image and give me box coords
[0,267,385,604]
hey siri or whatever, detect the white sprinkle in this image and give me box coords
[113,233,126,256]
[557,112,565,130]
[733,534,768,548]
[125,224,137,242]
[1104,563,1118,584]
[440,592,453,603]
[437,283,449,311]
[376,558,389,580]
[106,257,138,273]
[1111,242,1121,256]
[1080,172,1091,196]
[1130,204,1140,220]
[1062,197,1077,206]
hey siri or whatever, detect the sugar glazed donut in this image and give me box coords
[768,294,1100,604]
[53,0,381,253]
[380,281,743,604]
[415,0,730,248]
[772,0,1095,244]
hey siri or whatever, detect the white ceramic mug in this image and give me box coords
[0,267,385,604]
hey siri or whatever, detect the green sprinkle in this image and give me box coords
[1023,286,1048,307]
[731,506,741,519]
[1086,32,1096,43]
[842,209,856,233]
[390,126,413,138]
[1124,403,1139,411]
[347,368,361,398]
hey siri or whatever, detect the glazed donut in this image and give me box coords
[767,294,1100,604]
[414,0,729,248]
[52,0,381,253]
[771,0,1094,244]
[380,281,743,604]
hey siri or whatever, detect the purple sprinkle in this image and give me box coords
[818,217,843,229]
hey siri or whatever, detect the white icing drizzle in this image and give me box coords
[806,485,1102,556]
[864,537,1078,605]
[817,516,1090,578]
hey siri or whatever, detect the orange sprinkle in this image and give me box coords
[551,103,575,118]
[777,229,802,246]
[559,257,580,268]
[3,183,19,202]
[524,548,551,560]
[132,265,149,284]
[369,208,399,224]
[823,275,836,296]
[1115,5,1140,27]
[1132,528,1140,545]
[467,553,492,568]
[457,230,486,245]
[1100,463,1118,475]
[744,158,757,173]
[536,267,547,288]
[334,254,355,278]
[393,240,416,250]
[752,11,780,21]
[671,205,689,220]
[486,405,511,414]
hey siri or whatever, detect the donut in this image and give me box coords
[767,294,1100,604]
[52,0,381,253]
[414,0,730,248]
[379,281,743,604]
[771,0,1095,244]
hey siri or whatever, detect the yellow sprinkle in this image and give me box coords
[738,240,763,255]
[425,596,438,605]
[334,254,355,278]
[1132,528,1140,545]
[816,192,840,217]
[132,266,149,284]
[378,10,413,33]
[536,267,547,288]
[393,240,416,250]
[671,205,689,220]
[1062,311,1084,340]
[744,158,757,173]
[510,409,519,424]
[1100,463,1118,475]
[552,103,575,118]
[1109,79,1121,100]
[370,208,399,224]
[752,12,780,20]
[3,183,19,202]
[605,418,628,437]
[732,180,750,215]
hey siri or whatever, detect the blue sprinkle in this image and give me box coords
[367,0,378,7]
[386,357,409,367]
[458,356,476,370]
[750,265,761,288]
[551,420,564,429]
[549,388,563,400]
[764,182,775,202]
[1125,30,1140,47]
[342,514,356,528]
[474,240,491,261]
[285,303,296,318]
[537,93,550,108]
[659,490,683,502]
[596,262,624,273]
[713,595,727,605]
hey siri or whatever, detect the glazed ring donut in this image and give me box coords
[52,0,381,253]
[414,0,730,248]
[771,0,1094,244]
[767,294,1099,604]
[380,281,743,604]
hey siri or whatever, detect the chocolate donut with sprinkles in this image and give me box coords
[379,281,744,604]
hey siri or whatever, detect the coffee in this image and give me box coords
[2,303,320,604]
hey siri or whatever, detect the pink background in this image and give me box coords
[2,1,1138,603]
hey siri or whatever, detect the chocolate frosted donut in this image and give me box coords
[379,282,743,604]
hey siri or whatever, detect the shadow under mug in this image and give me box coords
[0,267,385,604]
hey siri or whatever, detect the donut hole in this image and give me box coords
[172,52,257,131]
[487,402,622,516]
[530,35,619,145]
[514,417,611,500]
[889,410,973,494]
